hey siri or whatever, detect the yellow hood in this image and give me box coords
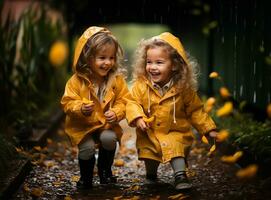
[154,32,189,65]
[73,26,111,68]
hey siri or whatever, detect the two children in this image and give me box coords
[61,26,217,190]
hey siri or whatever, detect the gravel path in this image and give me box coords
[12,121,271,200]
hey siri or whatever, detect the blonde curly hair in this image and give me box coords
[132,38,199,91]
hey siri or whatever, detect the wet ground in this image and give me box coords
[12,120,271,200]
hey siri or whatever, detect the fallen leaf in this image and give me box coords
[201,135,209,144]
[219,87,231,98]
[168,193,185,199]
[221,151,243,163]
[236,164,258,179]
[216,101,233,117]
[31,187,44,197]
[216,130,229,142]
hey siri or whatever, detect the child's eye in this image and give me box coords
[157,61,163,64]
[146,61,152,64]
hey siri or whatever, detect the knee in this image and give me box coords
[100,130,117,150]
[78,146,95,160]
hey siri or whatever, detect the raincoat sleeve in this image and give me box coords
[110,76,132,122]
[60,77,89,119]
[183,88,216,134]
[126,81,147,126]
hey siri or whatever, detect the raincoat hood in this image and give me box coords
[154,32,189,65]
[73,26,111,68]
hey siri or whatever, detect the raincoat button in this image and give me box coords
[103,100,106,103]
[157,123,160,126]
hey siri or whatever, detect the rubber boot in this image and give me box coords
[98,146,117,184]
[77,155,95,189]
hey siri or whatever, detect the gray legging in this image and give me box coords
[144,157,186,175]
[78,130,117,160]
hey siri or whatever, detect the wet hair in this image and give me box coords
[75,31,125,80]
[132,38,199,91]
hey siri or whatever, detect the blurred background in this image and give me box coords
[1,0,271,184]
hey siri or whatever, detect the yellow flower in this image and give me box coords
[216,101,233,117]
[219,87,231,98]
[216,130,229,142]
[267,103,271,118]
[236,164,258,179]
[49,41,68,67]
[209,72,219,78]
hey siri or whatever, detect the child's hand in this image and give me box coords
[209,130,218,138]
[81,103,94,116]
[136,117,149,132]
[104,110,117,123]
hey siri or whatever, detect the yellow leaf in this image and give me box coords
[219,87,231,98]
[209,144,216,152]
[31,187,44,197]
[236,164,258,179]
[33,146,42,151]
[143,116,155,123]
[206,97,216,106]
[82,98,94,105]
[113,196,123,200]
[114,159,124,167]
[209,72,219,78]
[168,193,185,199]
[71,175,80,182]
[267,103,271,118]
[47,138,53,144]
[216,130,229,142]
[216,102,233,117]
[64,196,73,200]
[201,135,209,144]
[221,151,243,163]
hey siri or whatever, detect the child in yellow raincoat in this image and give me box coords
[61,26,131,189]
[126,32,218,190]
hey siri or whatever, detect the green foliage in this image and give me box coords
[213,110,271,163]
[0,4,67,135]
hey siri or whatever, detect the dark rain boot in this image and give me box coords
[77,155,95,189]
[98,146,117,184]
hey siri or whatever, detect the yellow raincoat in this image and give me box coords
[61,26,131,146]
[126,32,216,163]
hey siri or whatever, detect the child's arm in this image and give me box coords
[109,76,132,122]
[183,88,217,136]
[61,77,93,119]
[126,80,148,128]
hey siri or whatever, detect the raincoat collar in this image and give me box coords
[153,32,189,65]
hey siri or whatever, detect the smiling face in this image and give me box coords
[146,46,173,87]
[90,43,116,80]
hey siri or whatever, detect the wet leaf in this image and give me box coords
[71,175,80,182]
[143,116,155,123]
[82,97,94,105]
[113,196,123,200]
[267,103,271,118]
[221,151,243,163]
[219,87,231,99]
[168,193,185,199]
[209,144,216,152]
[216,130,229,142]
[209,72,219,78]
[114,159,125,167]
[64,196,73,200]
[236,164,258,179]
[201,135,209,144]
[216,102,233,117]
[33,146,42,151]
[31,187,44,197]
